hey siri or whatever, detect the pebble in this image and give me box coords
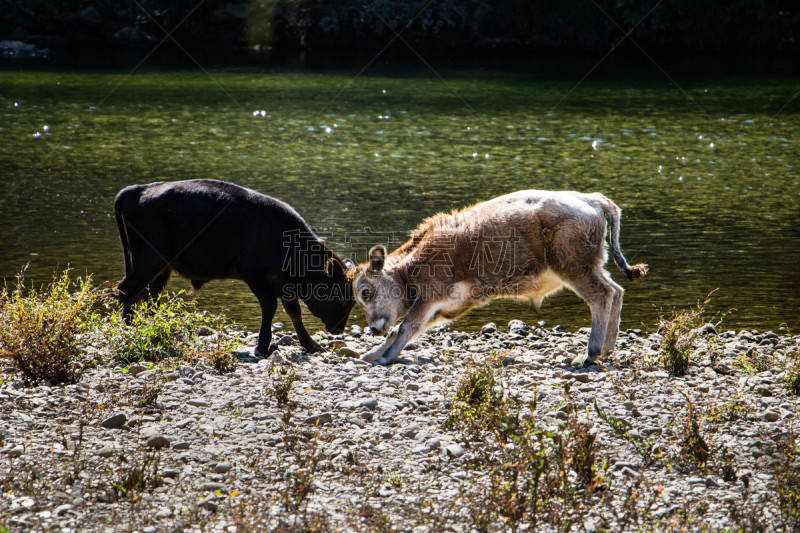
[213,462,233,474]
[337,347,360,358]
[100,413,127,429]
[96,446,116,458]
[508,319,529,333]
[54,504,73,516]
[199,482,226,492]
[445,444,465,458]
[145,435,171,450]
[304,413,334,426]
[5,445,24,458]
[128,363,147,377]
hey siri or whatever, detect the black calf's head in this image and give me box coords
[301,256,354,334]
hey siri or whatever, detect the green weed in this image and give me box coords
[447,358,600,532]
[784,348,800,396]
[110,449,163,502]
[183,332,238,374]
[679,392,711,467]
[774,430,800,531]
[656,293,717,376]
[269,361,297,406]
[445,355,527,442]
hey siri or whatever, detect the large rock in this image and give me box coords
[1,40,50,58]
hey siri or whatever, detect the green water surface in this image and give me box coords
[1,65,798,334]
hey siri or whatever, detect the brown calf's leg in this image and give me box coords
[571,271,616,366]
[370,300,436,366]
[601,274,625,356]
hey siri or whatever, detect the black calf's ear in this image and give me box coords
[343,258,357,282]
[368,245,386,273]
[325,257,343,277]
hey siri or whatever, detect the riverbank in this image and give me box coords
[1,321,799,532]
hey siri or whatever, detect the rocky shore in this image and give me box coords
[1,321,798,532]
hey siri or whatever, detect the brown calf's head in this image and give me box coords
[346,245,408,336]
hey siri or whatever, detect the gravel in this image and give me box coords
[0,322,798,531]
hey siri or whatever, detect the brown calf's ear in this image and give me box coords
[368,245,386,273]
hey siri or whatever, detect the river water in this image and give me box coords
[1,63,798,334]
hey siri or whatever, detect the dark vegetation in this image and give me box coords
[2,0,799,57]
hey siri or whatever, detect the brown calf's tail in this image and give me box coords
[603,197,648,281]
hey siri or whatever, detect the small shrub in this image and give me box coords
[0,268,102,384]
[111,449,163,501]
[566,409,597,486]
[205,338,238,373]
[448,359,600,531]
[774,431,800,531]
[270,361,297,406]
[656,293,717,376]
[276,426,321,514]
[445,355,526,442]
[183,333,238,374]
[706,394,750,423]
[784,348,800,396]
[679,393,710,467]
[136,377,162,408]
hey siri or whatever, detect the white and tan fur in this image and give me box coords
[345,190,647,367]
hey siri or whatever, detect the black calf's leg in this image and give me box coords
[281,298,322,353]
[119,273,154,321]
[147,269,171,300]
[248,283,278,357]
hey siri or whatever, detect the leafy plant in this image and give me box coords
[679,392,710,467]
[270,361,297,406]
[784,348,800,396]
[445,355,526,442]
[111,449,163,502]
[656,292,717,376]
[446,358,602,531]
[774,430,800,531]
[136,378,163,408]
[0,267,102,384]
[706,394,750,423]
[183,332,238,374]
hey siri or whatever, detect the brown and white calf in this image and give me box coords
[345,190,647,367]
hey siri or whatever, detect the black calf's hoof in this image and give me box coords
[301,342,323,354]
[254,344,279,358]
